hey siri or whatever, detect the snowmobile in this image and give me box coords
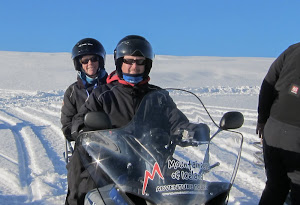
[74,88,244,205]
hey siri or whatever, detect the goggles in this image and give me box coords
[80,56,99,64]
[123,58,146,65]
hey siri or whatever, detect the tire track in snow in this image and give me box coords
[0,124,26,196]
[50,102,63,110]
[13,107,66,169]
[20,126,56,201]
[0,107,67,202]
[14,107,64,140]
[0,110,34,200]
[11,107,67,177]
[0,127,18,165]
[0,151,18,165]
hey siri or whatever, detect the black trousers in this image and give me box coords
[65,148,97,205]
[259,139,300,205]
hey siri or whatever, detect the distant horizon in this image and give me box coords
[0,50,274,92]
[0,50,277,59]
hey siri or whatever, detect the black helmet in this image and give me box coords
[114,35,154,79]
[72,38,106,71]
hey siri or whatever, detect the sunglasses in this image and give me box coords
[80,56,99,64]
[123,58,146,65]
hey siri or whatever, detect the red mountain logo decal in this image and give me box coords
[142,162,164,195]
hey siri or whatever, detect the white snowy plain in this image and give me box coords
[0,51,275,204]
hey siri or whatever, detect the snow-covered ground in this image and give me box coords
[0,51,275,204]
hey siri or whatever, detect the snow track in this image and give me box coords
[0,88,265,204]
[0,90,66,204]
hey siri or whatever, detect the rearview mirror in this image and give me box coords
[219,111,244,130]
[84,112,112,131]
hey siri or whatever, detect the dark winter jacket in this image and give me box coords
[61,73,108,141]
[71,71,201,142]
[258,42,300,128]
[71,71,159,139]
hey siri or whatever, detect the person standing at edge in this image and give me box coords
[256,43,300,205]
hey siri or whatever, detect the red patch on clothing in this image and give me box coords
[291,85,299,95]
[289,84,300,97]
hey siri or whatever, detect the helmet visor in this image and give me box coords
[115,38,154,60]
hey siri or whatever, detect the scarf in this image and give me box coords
[78,68,107,88]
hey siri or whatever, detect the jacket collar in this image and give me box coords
[77,72,108,89]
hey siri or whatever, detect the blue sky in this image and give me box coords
[1,0,300,57]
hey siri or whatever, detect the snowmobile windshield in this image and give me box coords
[76,88,243,205]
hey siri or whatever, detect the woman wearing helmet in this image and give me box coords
[61,38,108,142]
[61,38,108,205]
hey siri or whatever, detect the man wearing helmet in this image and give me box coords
[114,34,154,83]
[61,38,108,205]
[69,35,209,205]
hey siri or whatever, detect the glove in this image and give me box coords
[256,122,265,139]
[180,123,210,145]
[193,123,210,142]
